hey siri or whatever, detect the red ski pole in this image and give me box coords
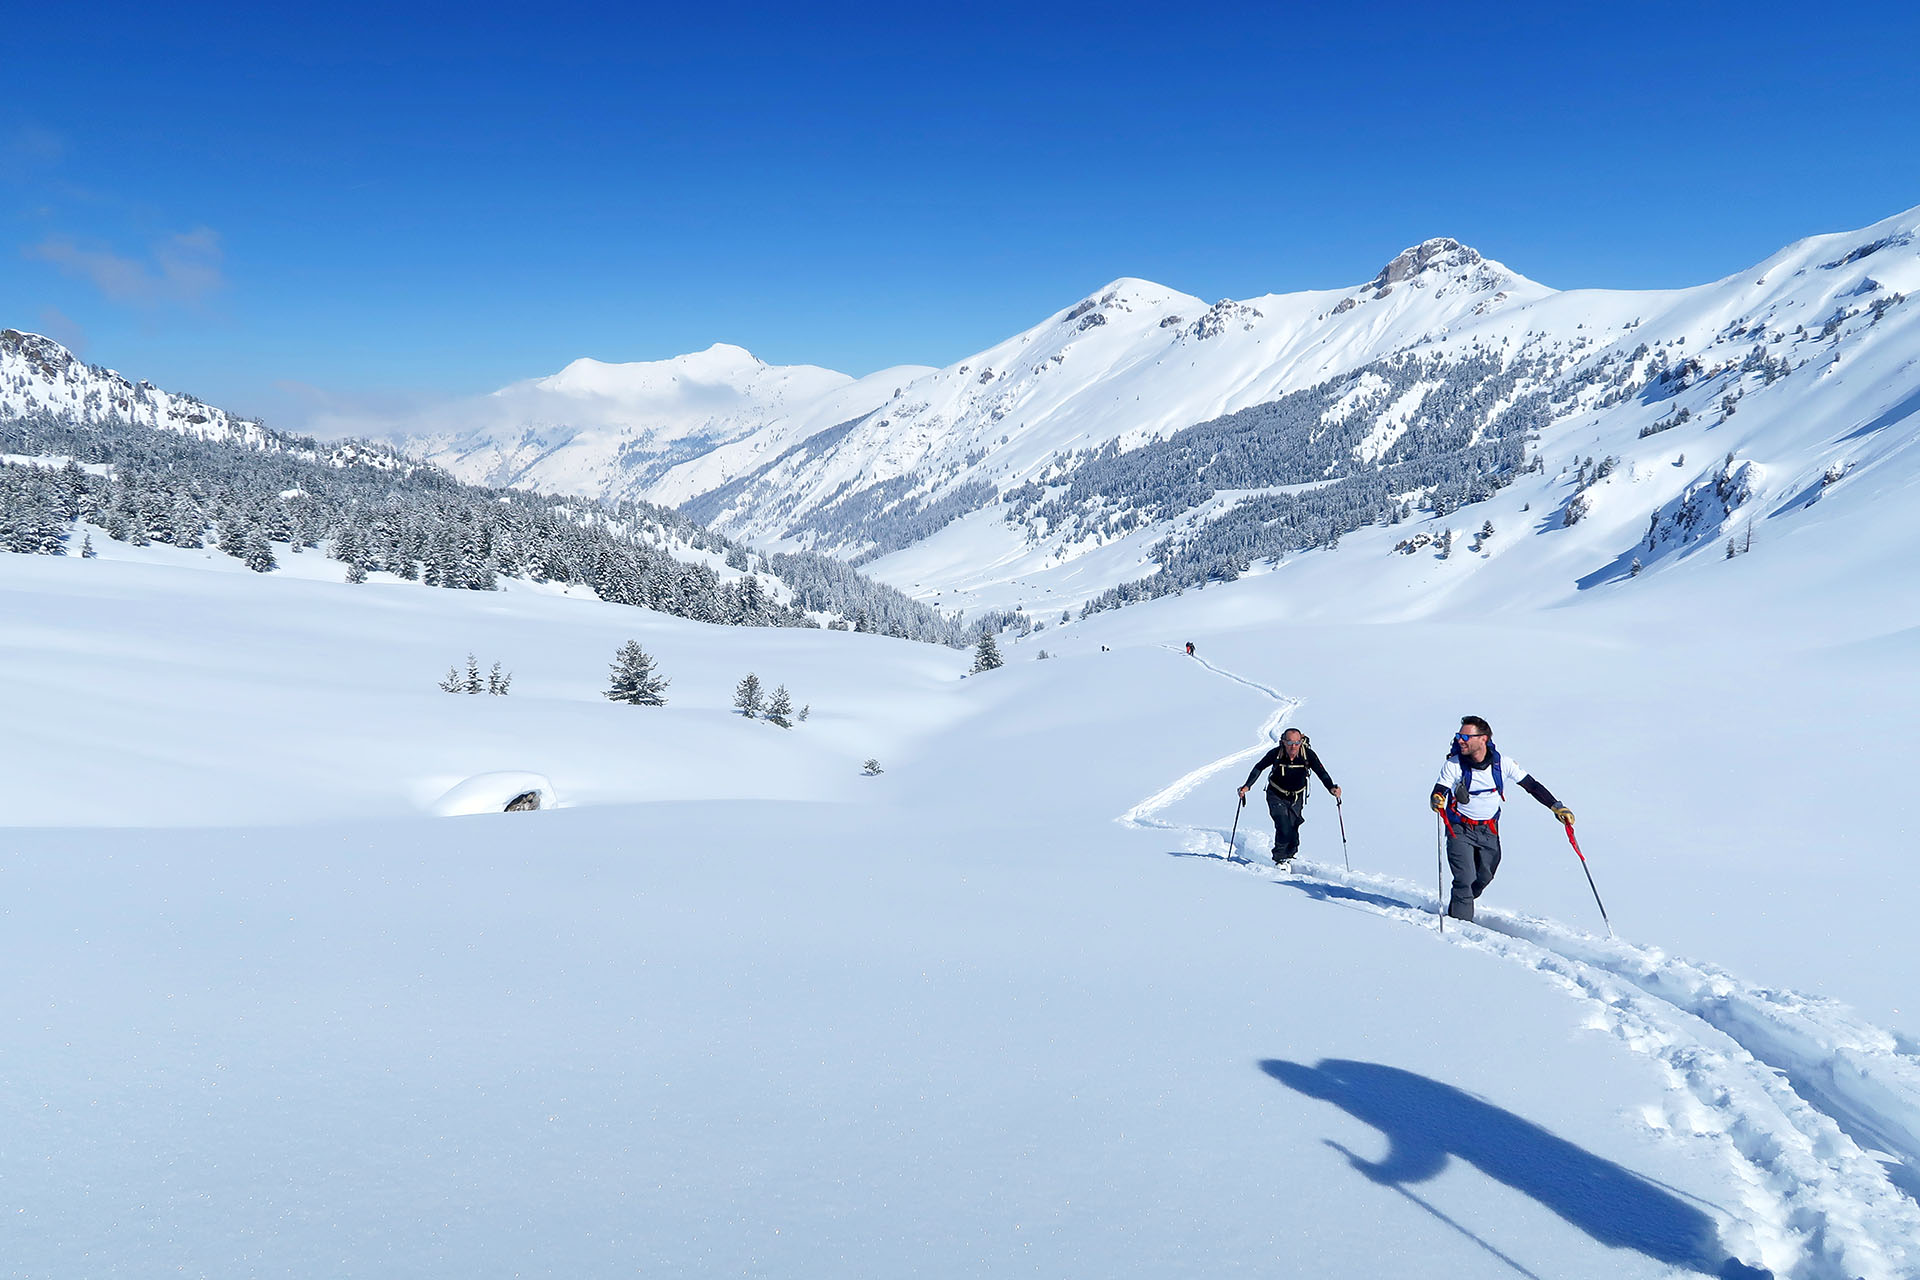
[1562,822,1613,937]
[1336,797,1351,872]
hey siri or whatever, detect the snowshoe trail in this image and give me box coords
[1117,649,1297,859]
[1121,649,1920,1280]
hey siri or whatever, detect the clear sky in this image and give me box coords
[6,0,1917,430]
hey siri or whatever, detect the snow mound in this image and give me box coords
[430,771,559,816]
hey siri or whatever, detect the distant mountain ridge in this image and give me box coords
[362,208,1919,621]
[0,339,1002,644]
[379,234,1549,540]
[12,203,1920,629]
[3,328,272,449]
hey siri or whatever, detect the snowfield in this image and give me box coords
[4,520,1917,1277]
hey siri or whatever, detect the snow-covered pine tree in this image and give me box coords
[439,665,462,693]
[862,758,883,776]
[243,528,276,572]
[733,672,764,717]
[487,662,512,696]
[766,684,793,728]
[972,632,1004,673]
[464,653,483,695]
[797,704,809,723]
[80,533,96,559]
[345,560,369,584]
[605,640,669,705]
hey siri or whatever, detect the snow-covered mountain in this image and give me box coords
[370,207,1920,631]
[2,327,275,449]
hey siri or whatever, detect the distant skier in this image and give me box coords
[1185,642,1195,656]
[1429,717,1575,922]
[1238,729,1340,866]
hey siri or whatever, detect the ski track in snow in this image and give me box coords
[1118,650,1920,1280]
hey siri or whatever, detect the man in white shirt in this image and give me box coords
[1428,716,1575,922]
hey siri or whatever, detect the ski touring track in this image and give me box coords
[1117,647,1920,1280]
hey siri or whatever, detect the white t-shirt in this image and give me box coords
[1435,752,1531,822]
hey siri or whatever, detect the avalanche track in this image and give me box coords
[1118,652,1920,1280]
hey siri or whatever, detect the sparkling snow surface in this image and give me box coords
[4,519,1917,1277]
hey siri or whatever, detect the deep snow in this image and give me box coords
[4,526,1917,1277]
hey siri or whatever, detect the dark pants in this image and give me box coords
[1446,819,1502,921]
[1267,789,1306,862]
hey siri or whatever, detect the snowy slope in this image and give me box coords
[4,531,1918,1277]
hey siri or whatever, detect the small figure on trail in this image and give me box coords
[1185,641,1195,656]
[1239,729,1340,866]
[1428,716,1575,923]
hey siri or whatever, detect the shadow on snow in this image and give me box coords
[1261,1057,1770,1279]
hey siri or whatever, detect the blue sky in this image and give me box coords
[6,1,1917,429]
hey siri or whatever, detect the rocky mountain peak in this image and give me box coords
[1367,238,1485,291]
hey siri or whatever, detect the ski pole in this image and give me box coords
[1562,822,1613,937]
[1336,797,1351,872]
[1436,812,1448,933]
[1226,795,1244,862]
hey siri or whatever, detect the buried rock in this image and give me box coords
[430,771,559,817]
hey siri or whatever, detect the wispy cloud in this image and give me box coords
[27,226,227,306]
[8,124,65,165]
[36,306,87,356]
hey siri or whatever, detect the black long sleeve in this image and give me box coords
[1243,747,1282,790]
[1519,775,1562,810]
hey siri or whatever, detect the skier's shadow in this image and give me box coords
[1261,1058,1770,1279]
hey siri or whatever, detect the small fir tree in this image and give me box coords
[766,684,793,728]
[971,632,1004,673]
[80,533,96,559]
[487,662,512,696]
[862,758,883,776]
[733,672,765,718]
[345,560,369,584]
[606,641,669,706]
[797,705,809,723]
[464,653,483,695]
[439,665,462,693]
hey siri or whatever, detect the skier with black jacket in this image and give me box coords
[1429,716,1575,922]
[1238,729,1341,866]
